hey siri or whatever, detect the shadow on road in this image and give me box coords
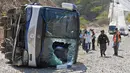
[69,62,87,72]
[113,55,124,58]
[9,62,87,73]
[118,49,124,51]
[117,55,124,58]
[88,51,94,54]
[104,56,112,58]
[11,65,58,73]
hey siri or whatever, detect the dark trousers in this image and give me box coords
[85,43,91,53]
[113,43,119,56]
[92,39,95,50]
[100,44,106,56]
[87,42,91,50]
[82,39,85,50]
[85,43,88,53]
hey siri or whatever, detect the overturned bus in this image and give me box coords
[1,3,80,67]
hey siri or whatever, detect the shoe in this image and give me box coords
[113,54,118,56]
[104,54,106,56]
[86,51,89,53]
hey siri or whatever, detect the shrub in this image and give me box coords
[91,6,102,12]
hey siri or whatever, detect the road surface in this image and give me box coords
[0,27,130,73]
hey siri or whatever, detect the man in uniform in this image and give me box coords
[97,30,109,57]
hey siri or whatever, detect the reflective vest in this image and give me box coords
[113,32,121,43]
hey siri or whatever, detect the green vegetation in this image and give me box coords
[23,1,29,4]
[96,11,108,20]
[54,0,110,21]
[53,0,110,26]
[76,0,81,4]
[91,6,102,12]
[1,11,7,16]
[80,16,89,25]
[126,13,130,23]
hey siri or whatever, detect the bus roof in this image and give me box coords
[109,21,116,26]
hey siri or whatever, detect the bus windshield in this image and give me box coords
[109,26,116,31]
[44,8,79,39]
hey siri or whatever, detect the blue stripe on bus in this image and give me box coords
[25,6,33,50]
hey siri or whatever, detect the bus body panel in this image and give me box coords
[24,5,79,67]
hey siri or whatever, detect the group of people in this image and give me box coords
[80,28,121,57]
[80,28,96,53]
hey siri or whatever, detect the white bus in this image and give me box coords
[109,21,117,34]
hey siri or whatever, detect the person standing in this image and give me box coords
[113,28,121,56]
[91,29,96,50]
[84,30,91,53]
[82,29,87,50]
[97,30,109,57]
[79,30,83,45]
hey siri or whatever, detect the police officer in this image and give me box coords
[97,30,109,57]
[113,28,121,56]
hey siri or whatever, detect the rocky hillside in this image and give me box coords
[0,0,111,26]
[0,0,56,17]
[0,0,26,16]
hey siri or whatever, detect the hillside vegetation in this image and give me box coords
[0,0,111,26]
[54,0,111,26]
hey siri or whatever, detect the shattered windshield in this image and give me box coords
[45,8,79,39]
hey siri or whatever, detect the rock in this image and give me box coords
[0,22,4,26]
[0,16,8,23]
